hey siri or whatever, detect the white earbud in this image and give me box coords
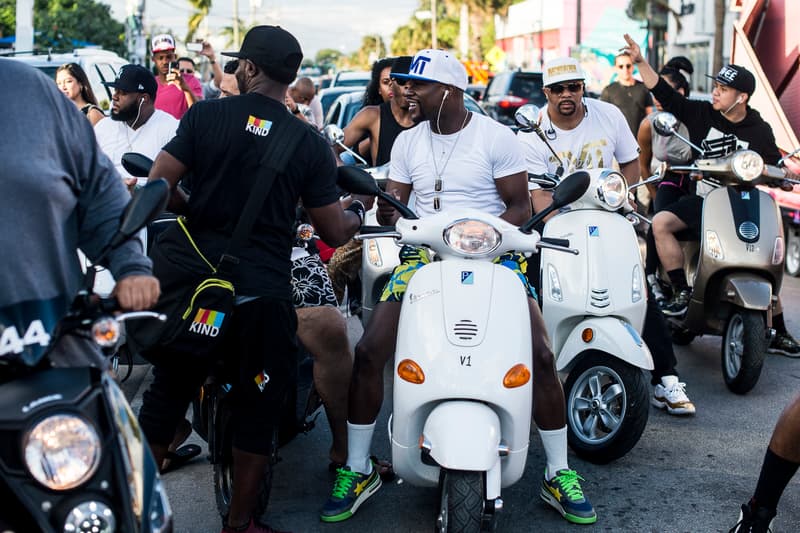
[737,96,744,104]
[140,98,145,104]
[443,89,450,98]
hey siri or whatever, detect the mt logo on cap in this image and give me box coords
[391,49,468,91]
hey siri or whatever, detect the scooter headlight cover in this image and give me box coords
[443,219,501,256]
[731,150,764,181]
[24,414,101,490]
[597,172,627,210]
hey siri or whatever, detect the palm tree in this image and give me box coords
[185,0,212,43]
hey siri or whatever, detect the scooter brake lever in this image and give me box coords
[626,212,651,225]
[536,241,579,255]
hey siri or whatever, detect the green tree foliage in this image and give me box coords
[316,48,343,72]
[348,34,387,69]
[0,0,124,54]
[186,0,212,43]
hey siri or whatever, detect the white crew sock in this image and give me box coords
[346,421,375,475]
[538,426,569,481]
[661,375,679,388]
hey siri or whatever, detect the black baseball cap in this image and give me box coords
[102,64,157,99]
[390,56,413,78]
[707,64,756,96]
[222,25,302,84]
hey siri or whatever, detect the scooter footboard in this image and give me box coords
[556,317,654,371]
[720,273,773,310]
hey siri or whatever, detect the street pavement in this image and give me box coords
[125,277,800,532]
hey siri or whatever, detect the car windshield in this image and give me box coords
[509,75,546,106]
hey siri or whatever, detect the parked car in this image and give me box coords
[330,70,371,88]
[3,49,128,111]
[481,70,546,126]
[324,90,487,130]
[318,86,364,118]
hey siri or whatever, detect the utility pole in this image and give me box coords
[233,0,240,49]
[575,0,581,45]
[14,0,34,52]
[431,0,437,49]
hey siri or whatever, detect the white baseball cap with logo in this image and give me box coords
[151,34,176,53]
[391,49,468,91]
[542,57,586,87]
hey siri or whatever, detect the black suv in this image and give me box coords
[481,71,546,126]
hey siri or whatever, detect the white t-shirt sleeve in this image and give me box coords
[610,106,640,164]
[517,130,551,190]
[490,126,527,180]
[389,129,413,185]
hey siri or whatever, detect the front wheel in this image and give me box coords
[785,225,800,277]
[564,352,649,464]
[721,309,767,394]
[436,470,485,533]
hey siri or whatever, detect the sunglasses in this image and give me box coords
[180,68,194,74]
[617,64,633,70]
[548,82,584,95]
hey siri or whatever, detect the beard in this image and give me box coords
[554,99,578,117]
[111,102,139,122]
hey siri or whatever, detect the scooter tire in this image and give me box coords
[436,469,485,533]
[785,223,800,277]
[721,310,767,395]
[564,352,649,464]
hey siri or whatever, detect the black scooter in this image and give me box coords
[0,180,173,533]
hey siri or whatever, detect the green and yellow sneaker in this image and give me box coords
[319,465,382,522]
[540,469,597,524]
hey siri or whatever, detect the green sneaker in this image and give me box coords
[319,465,382,522]
[540,469,597,524]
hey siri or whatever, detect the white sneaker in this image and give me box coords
[652,382,696,415]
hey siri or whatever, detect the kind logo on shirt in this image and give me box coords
[246,115,272,137]
[189,308,225,337]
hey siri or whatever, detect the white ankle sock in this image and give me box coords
[661,375,679,388]
[346,421,375,475]
[538,426,569,480]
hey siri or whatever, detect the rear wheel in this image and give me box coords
[565,352,649,464]
[436,470,485,533]
[721,310,767,394]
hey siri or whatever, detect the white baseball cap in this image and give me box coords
[391,49,468,91]
[542,57,586,87]
[151,34,176,53]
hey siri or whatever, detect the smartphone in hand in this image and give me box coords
[187,42,203,52]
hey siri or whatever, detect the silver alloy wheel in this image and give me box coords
[786,228,800,276]
[567,365,627,445]
[724,313,744,378]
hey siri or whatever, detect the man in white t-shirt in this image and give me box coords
[94,64,179,188]
[320,49,597,526]
[519,57,696,418]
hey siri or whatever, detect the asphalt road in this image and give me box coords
[125,277,800,533]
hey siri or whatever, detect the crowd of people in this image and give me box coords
[4,23,800,533]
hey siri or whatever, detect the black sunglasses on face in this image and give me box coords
[180,68,194,74]
[617,64,633,70]
[548,82,584,95]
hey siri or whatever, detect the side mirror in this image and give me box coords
[515,104,541,131]
[323,124,345,146]
[652,112,679,137]
[121,152,154,178]
[107,178,170,249]
[336,166,417,220]
[520,170,590,234]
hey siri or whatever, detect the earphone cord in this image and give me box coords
[130,99,144,130]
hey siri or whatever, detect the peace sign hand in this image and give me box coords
[622,33,645,64]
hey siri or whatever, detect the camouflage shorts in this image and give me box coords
[379,245,537,302]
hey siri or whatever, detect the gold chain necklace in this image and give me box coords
[429,111,471,211]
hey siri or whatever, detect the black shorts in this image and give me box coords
[662,194,703,238]
[138,297,298,456]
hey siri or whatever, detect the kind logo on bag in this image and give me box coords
[189,308,226,337]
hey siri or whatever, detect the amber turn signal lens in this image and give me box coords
[397,359,425,384]
[581,328,594,343]
[503,363,531,388]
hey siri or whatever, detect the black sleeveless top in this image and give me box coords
[375,102,411,166]
[81,103,103,116]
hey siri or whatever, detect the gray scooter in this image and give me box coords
[651,113,798,394]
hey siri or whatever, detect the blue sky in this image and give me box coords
[106,0,420,58]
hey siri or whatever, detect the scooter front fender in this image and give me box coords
[719,273,773,310]
[556,317,654,372]
[422,401,502,472]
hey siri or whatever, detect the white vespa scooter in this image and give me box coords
[516,105,653,465]
[338,166,589,532]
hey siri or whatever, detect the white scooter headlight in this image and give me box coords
[731,150,764,181]
[24,414,101,490]
[443,219,501,256]
[597,171,627,210]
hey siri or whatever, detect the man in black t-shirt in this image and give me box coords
[138,26,373,533]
